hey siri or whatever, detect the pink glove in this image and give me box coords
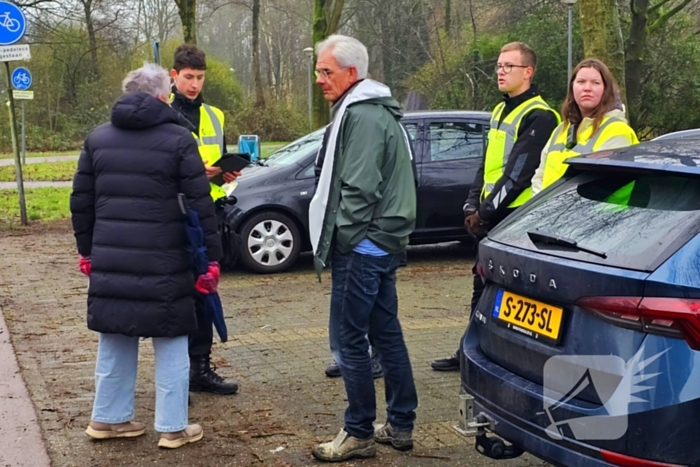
[79,256,91,276]
[195,262,220,294]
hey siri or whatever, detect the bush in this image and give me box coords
[227,100,309,142]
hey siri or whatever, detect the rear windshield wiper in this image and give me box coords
[527,230,607,259]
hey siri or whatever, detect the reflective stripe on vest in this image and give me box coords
[482,96,559,208]
[200,104,224,154]
[541,117,635,189]
[198,104,226,201]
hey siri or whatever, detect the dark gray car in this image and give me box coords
[221,110,491,273]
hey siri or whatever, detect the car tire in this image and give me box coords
[238,211,301,274]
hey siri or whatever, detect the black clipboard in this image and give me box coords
[209,153,250,186]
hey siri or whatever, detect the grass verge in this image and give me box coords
[0,161,78,182]
[0,187,72,227]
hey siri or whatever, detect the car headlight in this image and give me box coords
[224,181,238,197]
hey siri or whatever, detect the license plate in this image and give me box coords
[492,290,564,343]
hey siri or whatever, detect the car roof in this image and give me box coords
[567,137,700,176]
[403,110,491,120]
[652,128,700,141]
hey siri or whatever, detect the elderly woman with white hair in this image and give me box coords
[70,63,222,449]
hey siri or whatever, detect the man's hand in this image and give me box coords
[222,170,241,184]
[465,212,489,240]
[195,262,221,294]
[79,256,91,277]
[205,166,222,179]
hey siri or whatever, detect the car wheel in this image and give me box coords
[238,211,301,274]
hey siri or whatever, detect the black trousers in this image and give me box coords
[471,256,485,313]
[189,294,214,357]
[189,202,225,359]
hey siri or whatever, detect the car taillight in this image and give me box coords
[601,449,687,467]
[476,261,486,282]
[575,296,700,350]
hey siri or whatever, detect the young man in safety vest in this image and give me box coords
[170,44,239,395]
[431,42,560,372]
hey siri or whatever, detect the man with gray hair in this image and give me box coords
[71,62,220,449]
[309,35,418,462]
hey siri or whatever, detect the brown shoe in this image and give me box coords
[158,424,203,449]
[312,428,376,462]
[85,421,146,440]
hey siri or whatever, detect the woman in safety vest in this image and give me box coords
[531,58,638,194]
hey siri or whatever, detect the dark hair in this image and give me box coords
[561,58,619,136]
[501,42,537,73]
[173,44,207,72]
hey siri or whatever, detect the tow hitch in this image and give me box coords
[454,393,524,460]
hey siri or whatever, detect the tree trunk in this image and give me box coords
[579,0,626,99]
[624,0,648,130]
[81,0,99,79]
[252,0,265,107]
[311,0,345,128]
[175,0,196,44]
[623,0,692,129]
[445,0,451,37]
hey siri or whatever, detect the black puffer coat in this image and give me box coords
[70,91,223,338]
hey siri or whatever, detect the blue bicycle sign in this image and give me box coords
[11,67,31,90]
[0,2,26,46]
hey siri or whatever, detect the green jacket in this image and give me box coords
[310,81,416,278]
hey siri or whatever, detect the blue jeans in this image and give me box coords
[329,250,418,439]
[91,333,189,433]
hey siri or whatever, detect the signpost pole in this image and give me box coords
[4,61,27,225]
[21,100,25,165]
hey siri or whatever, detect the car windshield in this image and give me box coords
[264,128,325,166]
[490,173,700,271]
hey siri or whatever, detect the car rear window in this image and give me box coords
[490,173,700,271]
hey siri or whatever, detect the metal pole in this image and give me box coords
[567,5,573,81]
[4,62,27,225]
[307,57,313,130]
[21,101,25,165]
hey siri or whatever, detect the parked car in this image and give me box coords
[459,138,700,466]
[221,110,491,273]
[652,128,700,141]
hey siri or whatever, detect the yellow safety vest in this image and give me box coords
[541,117,639,189]
[170,94,226,201]
[482,96,560,208]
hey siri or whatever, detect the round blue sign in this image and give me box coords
[0,1,26,46]
[11,67,30,90]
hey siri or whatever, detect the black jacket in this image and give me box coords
[465,85,558,225]
[70,92,222,338]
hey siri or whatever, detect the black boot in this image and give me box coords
[430,351,460,371]
[189,356,239,395]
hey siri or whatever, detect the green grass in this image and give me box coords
[0,161,78,182]
[0,142,290,182]
[0,187,71,224]
[0,141,290,160]
[0,150,79,160]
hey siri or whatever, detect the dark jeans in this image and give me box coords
[188,202,225,359]
[329,250,418,439]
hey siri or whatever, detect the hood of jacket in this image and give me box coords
[330,80,403,119]
[111,92,179,130]
[351,95,404,119]
[579,108,628,131]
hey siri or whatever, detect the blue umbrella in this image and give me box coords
[179,195,228,342]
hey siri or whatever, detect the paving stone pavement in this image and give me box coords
[0,228,549,467]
